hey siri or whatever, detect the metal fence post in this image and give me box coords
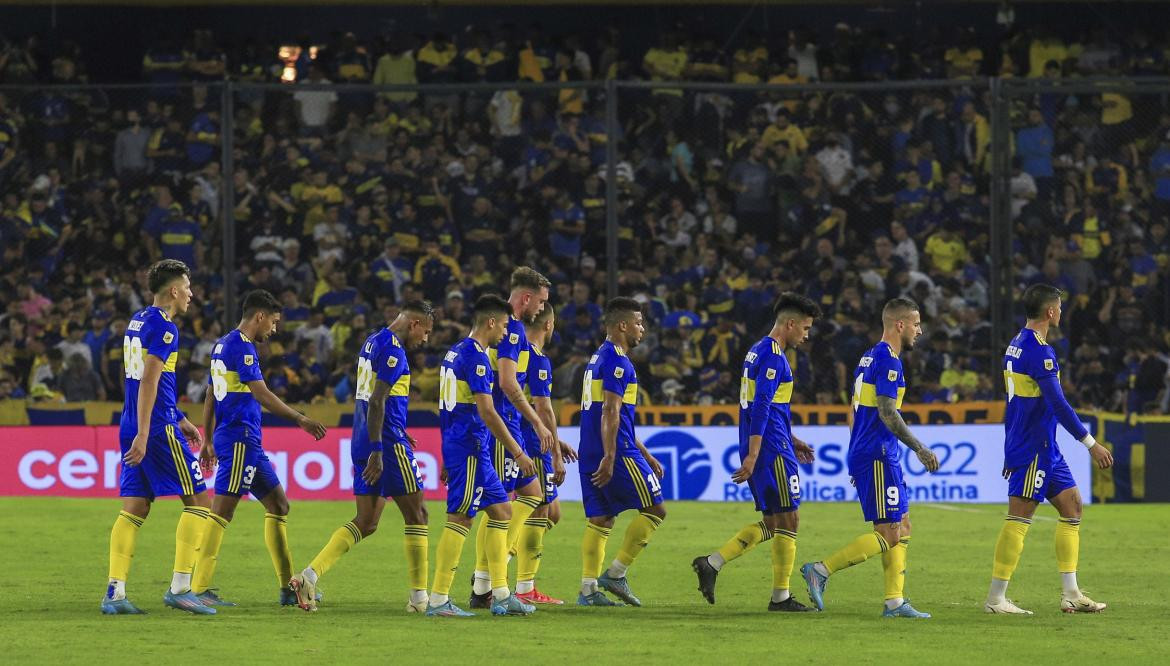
[220,80,237,326]
[605,78,619,303]
[988,77,1013,358]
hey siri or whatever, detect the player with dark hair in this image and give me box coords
[983,284,1113,615]
[511,304,575,604]
[693,292,820,611]
[801,297,940,618]
[103,259,214,615]
[470,267,556,608]
[290,301,436,612]
[426,295,536,617]
[192,289,327,608]
[577,297,666,607]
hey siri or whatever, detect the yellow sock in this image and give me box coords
[716,520,773,565]
[474,516,489,571]
[431,522,470,596]
[517,518,548,583]
[882,537,909,600]
[108,511,143,582]
[582,522,611,579]
[309,521,362,579]
[1055,517,1080,573]
[485,519,510,589]
[615,511,663,567]
[404,525,429,591]
[264,513,294,589]
[992,516,1031,580]
[822,531,889,574]
[771,529,797,590]
[192,512,229,593]
[173,506,208,574]
[506,495,542,553]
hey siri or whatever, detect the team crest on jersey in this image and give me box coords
[162,332,174,344]
[888,370,898,382]
[766,368,777,380]
[538,369,548,380]
[509,333,519,344]
[244,355,254,366]
[1044,359,1054,371]
[614,367,624,379]
[388,356,398,368]
[476,365,486,376]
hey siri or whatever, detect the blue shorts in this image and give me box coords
[1007,447,1077,502]
[353,441,424,497]
[852,458,907,524]
[213,437,280,500]
[486,416,524,493]
[516,426,555,502]
[444,443,509,518]
[747,450,801,514]
[580,451,663,519]
[120,423,207,499]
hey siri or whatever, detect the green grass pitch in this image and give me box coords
[3,497,1166,664]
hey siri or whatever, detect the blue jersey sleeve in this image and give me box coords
[874,353,902,399]
[374,343,406,387]
[464,350,493,395]
[748,349,781,438]
[146,319,178,362]
[1035,356,1089,440]
[496,324,522,364]
[236,342,263,383]
[600,355,631,398]
[528,356,552,398]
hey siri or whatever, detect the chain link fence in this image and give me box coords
[1001,79,1170,416]
[2,76,1168,418]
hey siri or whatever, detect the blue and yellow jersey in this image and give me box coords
[738,336,795,458]
[209,329,263,444]
[119,306,180,439]
[1003,328,1074,467]
[157,219,201,268]
[439,337,494,452]
[520,344,553,444]
[352,328,411,460]
[579,340,638,462]
[488,315,530,425]
[847,341,906,473]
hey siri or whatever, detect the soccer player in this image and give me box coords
[800,297,940,618]
[102,259,214,615]
[289,300,435,612]
[692,293,820,612]
[512,305,573,605]
[984,284,1114,615]
[426,294,537,617]
[191,289,327,607]
[578,297,666,607]
[470,267,555,608]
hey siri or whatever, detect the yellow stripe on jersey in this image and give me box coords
[773,381,793,404]
[455,379,475,404]
[1004,371,1041,398]
[517,350,530,373]
[587,378,638,406]
[624,457,652,507]
[163,351,178,373]
[222,370,251,393]
[458,456,477,514]
[166,425,194,496]
[389,374,410,397]
[856,383,906,409]
[623,381,638,405]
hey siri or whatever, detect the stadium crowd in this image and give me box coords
[0,20,1168,414]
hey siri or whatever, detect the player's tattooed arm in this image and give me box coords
[877,395,939,472]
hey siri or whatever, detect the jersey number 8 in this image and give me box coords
[123,337,145,380]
